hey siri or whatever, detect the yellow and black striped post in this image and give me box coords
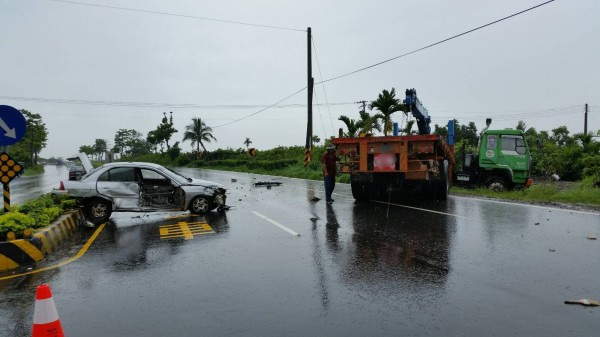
[3,183,9,212]
[303,148,313,167]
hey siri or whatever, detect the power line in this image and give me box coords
[45,0,305,32]
[317,0,556,85]
[0,95,354,109]
[311,37,335,136]
[212,87,307,128]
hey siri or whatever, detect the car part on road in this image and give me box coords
[254,181,282,187]
[564,299,599,306]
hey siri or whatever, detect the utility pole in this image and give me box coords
[356,100,367,113]
[584,103,588,135]
[304,27,313,167]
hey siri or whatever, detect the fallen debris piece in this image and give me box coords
[253,181,282,187]
[587,236,597,240]
[564,299,600,307]
[534,222,540,226]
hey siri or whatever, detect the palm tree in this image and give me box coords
[402,120,416,135]
[183,117,216,155]
[338,115,362,137]
[358,110,382,135]
[243,137,252,148]
[369,88,406,136]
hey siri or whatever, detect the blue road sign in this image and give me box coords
[0,105,27,146]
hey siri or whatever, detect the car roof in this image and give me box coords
[100,162,168,169]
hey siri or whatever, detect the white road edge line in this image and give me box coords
[252,211,301,237]
[451,195,600,216]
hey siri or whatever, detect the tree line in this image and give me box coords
[78,112,217,162]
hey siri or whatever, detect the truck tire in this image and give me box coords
[436,160,449,201]
[486,176,507,192]
[351,182,371,201]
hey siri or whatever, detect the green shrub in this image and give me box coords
[59,199,78,210]
[0,193,74,240]
[0,212,35,240]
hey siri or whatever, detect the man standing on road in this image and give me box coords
[322,143,337,204]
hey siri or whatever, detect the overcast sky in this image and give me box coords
[1,0,599,158]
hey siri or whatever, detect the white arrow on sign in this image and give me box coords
[0,117,17,139]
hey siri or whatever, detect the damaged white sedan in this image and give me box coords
[54,156,227,225]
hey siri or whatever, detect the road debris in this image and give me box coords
[253,181,282,188]
[587,236,597,240]
[564,299,600,307]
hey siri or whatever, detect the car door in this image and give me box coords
[96,167,140,210]
[138,168,181,211]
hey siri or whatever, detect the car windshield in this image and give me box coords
[166,168,193,184]
[157,167,190,185]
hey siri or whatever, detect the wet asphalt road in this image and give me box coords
[1,169,599,336]
[9,164,67,205]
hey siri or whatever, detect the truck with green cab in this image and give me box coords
[455,118,532,191]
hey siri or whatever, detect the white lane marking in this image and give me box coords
[451,195,600,216]
[252,211,301,237]
[372,200,467,218]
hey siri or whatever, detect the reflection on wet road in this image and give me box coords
[10,164,67,205]
[1,169,599,336]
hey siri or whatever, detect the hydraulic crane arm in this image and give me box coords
[404,88,431,135]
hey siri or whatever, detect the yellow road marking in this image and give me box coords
[0,223,106,281]
[180,222,194,239]
[159,221,214,240]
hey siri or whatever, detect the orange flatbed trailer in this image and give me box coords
[331,134,454,200]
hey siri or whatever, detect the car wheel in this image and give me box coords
[85,198,112,225]
[190,196,211,214]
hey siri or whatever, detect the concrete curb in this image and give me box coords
[0,209,85,271]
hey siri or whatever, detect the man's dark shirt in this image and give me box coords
[322,151,337,176]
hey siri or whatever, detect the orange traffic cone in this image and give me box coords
[32,284,65,337]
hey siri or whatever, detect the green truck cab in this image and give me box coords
[456,119,532,191]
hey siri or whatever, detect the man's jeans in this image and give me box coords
[324,176,336,201]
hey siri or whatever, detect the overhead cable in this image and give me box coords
[0,95,353,109]
[212,87,307,128]
[46,0,306,32]
[311,38,335,135]
[317,0,556,85]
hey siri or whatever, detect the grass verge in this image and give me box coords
[21,164,45,177]
[452,177,600,209]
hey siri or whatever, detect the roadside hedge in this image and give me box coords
[0,194,76,240]
[194,159,298,171]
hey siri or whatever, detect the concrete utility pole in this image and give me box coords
[356,100,367,112]
[304,27,313,167]
[584,103,588,135]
